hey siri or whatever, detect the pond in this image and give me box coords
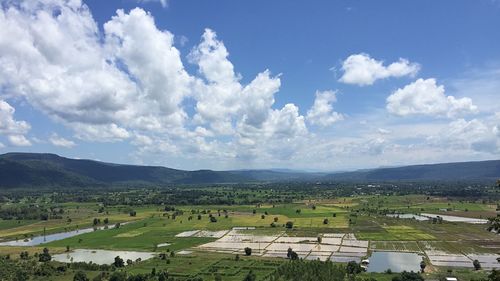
[421,213,488,224]
[52,249,155,265]
[0,223,125,246]
[367,252,423,273]
[386,214,429,221]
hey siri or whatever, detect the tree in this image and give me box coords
[346,261,362,275]
[290,251,299,260]
[473,259,481,270]
[244,247,252,256]
[104,218,109,224]
[129,210,137,217]
[39,247,51,262]
[109,272,127,281]
[317,236,322,243]
[392,271,424,281]
[235,254,240,261]
[19,251,29,259]
[261,214,265,219]
[285,221,294,229]
[274,217,279,222]
[488,269,500,281]
[287,247,293,259]
[323,218,329,225]
[420,260,426,273]
[215,273,222,281]
[210,216,217,223]
[114,256,124,267]
[243,270,256,281]
[73,271,89,281]
[158,271,169,281]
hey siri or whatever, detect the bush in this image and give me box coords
[73,271,89,281]
[243,270,256,281]
[473,259,481,270]
[346,261,362,275]
[391,271,424,281]
[113,256,124,268]
[39,248,51,262]
[244,247,252,256]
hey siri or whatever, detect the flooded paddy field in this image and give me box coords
[52,249,155,265]
[1,193,498,281]
[367,251,423,272]
[193,229,369,262]
[421,213,489,224]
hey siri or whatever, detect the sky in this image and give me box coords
[0,0,499,171]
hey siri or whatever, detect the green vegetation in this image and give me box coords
[0,181,498,280]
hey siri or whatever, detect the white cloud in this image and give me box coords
[0,2,191,143]
[0,100,31,146]
[137,0,168,8]
[49,134,76,148]
[427,118,499,154]
[3,0,495,170]
[104,8,191,126]
[339,53,420,86]
[73,123,130,143]
[7,135,31,147]
[306,90,343,127]
[0,142,4,149]
[377,128,391,135]
[187,28,307,160]
[0,100,30,136]
[387,78,477,118]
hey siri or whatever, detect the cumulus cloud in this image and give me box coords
[0,1,313,164]
[0,1,191,143]
[49,134,76,148]
[387,78,477,118]
[104,8,192,127]
[306,90,343,127]
[187,28,307,159]
[7,135,31,147]
[339,53,420,86]
[73,123,130,143]
[189,29,283,134]
[0,100,31,146]
[427,118,499,154]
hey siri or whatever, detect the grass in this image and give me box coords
[1,195,499,280]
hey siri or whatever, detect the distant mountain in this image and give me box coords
[0,153,308,188]
[0,153,498,188]
[323,160,500,182]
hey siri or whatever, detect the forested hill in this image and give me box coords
[0,152,498,188]
[323,160,500,182]
[0,152,312,188]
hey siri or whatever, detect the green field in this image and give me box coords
[0,192,498,280]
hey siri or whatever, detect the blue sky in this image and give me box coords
[0,0,499,171]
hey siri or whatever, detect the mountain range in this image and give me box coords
[0,152,498,188]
